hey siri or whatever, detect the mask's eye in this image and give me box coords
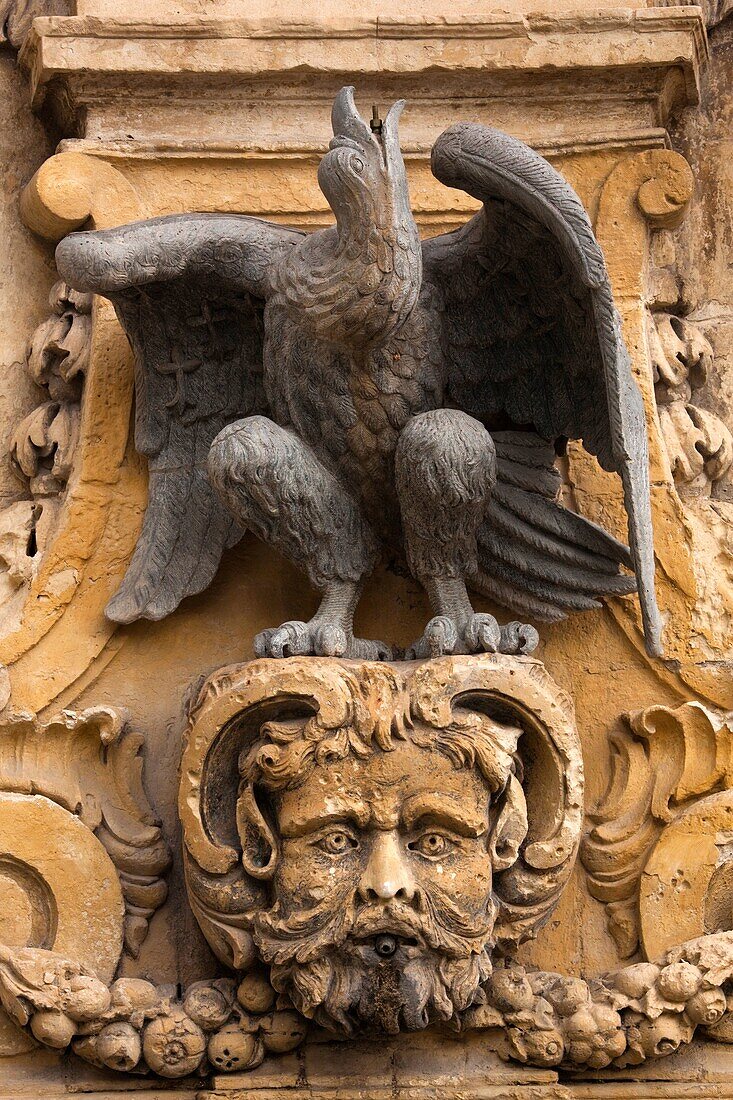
[315,830,359,855]
[408,832,454,859]
[351,156,365,173]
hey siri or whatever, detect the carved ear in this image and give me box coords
[237,784,279,881]
[489,775,528,873]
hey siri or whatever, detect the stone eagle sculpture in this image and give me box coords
[56,87,662,660]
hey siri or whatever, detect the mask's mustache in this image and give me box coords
[254,882,496,967]
[350,903,426,943]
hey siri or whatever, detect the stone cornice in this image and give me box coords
[20,7,707,148]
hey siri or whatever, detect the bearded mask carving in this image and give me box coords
[179,656,583,1035]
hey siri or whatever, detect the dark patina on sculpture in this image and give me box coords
[55,88,662,661]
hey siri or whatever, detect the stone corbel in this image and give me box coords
[0,154,148,717]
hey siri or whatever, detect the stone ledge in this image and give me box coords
[19,7,707,146]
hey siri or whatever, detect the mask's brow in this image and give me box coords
[279,797,370,839]
[401,792,488,838]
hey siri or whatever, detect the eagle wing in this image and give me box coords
[424,124,662,656]
[56,214,304,623]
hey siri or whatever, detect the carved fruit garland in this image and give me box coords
[4,932,733,1077]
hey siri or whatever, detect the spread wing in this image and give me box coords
[424,124,662,656]
[56,214,304,623]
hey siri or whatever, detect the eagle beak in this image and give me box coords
[381,99,406,173]
[331,86,373,146]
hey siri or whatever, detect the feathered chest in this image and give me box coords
[262,299,444,532]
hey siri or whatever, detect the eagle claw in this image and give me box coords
[407,614,539,659]
[254,620,392,660]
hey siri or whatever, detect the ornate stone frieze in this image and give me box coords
[2,27,732,1096]
[4,656,733,1083]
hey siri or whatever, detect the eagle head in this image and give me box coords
[285,87,422,348]
[318,86,415,245]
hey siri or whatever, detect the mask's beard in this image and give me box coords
[253,883,496,1033]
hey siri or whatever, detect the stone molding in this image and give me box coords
[19,8,707,152]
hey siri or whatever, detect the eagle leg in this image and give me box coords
[208,415,389,659]
[396,409,539,658]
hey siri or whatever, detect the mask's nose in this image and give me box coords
[357,831,417,903]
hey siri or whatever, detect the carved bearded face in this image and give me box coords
[247,740,505,1034]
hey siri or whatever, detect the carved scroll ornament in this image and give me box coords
[0,705,171,959]
[0,705,170,1056]
[581,701,733,960]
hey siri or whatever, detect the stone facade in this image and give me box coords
[0,1,732,1098]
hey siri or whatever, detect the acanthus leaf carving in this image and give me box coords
[650,311,733,500]
[0,705,171,958]
[581,701,733,958]
[11,280,90,506]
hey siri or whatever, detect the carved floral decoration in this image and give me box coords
[0,281,91,621]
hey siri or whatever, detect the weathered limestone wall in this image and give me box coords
[672,18,733,502]
[0,52,54,511]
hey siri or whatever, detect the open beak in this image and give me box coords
[381,99,406,175]
[331,86,373,148]
[330,86,406,173]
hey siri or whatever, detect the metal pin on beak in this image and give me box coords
[370,105,383,135]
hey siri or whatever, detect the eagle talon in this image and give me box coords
[254,621,391,660]
[407,614,539,659]
[464,613,501,654]
[406,616,459,660]
[499,622,540,655]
